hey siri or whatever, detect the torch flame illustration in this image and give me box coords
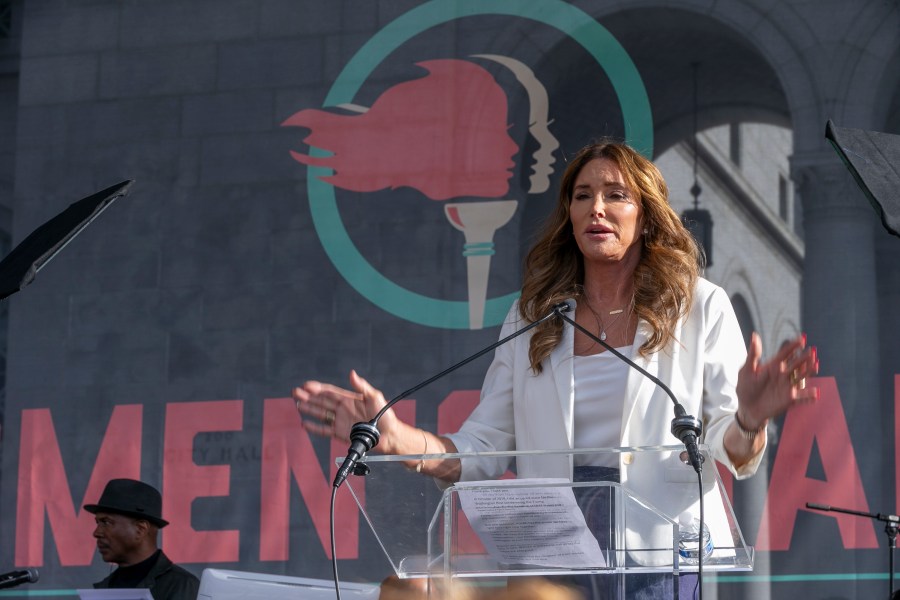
[444,200,518,329]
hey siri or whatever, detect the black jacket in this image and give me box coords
[93,550,199,600]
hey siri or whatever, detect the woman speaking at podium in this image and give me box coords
[293,140,819,598]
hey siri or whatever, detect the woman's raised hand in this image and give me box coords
[292,370,403,452]
[736,332,819,429]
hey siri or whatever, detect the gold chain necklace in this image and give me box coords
[584,300,628,342]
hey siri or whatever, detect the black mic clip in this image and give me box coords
[671,404,704,474]
[332,422,380,489]
[349,421,380,452]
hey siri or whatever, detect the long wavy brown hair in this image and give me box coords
[520,141,701,373]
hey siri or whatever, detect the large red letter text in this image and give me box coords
[757,377,877,550]
[15,405,142,566]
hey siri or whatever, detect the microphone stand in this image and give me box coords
[332,301,574,489]
[806,502,900,600]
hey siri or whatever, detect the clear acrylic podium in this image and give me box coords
[343,445,752,597]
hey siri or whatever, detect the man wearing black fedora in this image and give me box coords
[84,479,199,600]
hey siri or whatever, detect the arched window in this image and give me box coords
[730,293,755,349]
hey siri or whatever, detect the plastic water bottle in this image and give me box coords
[678,512,713,564]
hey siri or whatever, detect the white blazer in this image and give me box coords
[447,278,766,482]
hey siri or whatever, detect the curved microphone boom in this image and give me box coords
[554,310,704,474]
[333,301,573,488]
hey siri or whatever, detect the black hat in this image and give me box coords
[83,479,169,528]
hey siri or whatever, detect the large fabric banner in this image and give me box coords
[0,1,897,599]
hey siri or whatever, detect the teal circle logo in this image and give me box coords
[306,0,652,329]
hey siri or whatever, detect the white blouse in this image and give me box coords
[573,345,633,466]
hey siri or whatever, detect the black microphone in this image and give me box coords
[0,568,39,590]
[333,301,573,488]
[554,309,705,474]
